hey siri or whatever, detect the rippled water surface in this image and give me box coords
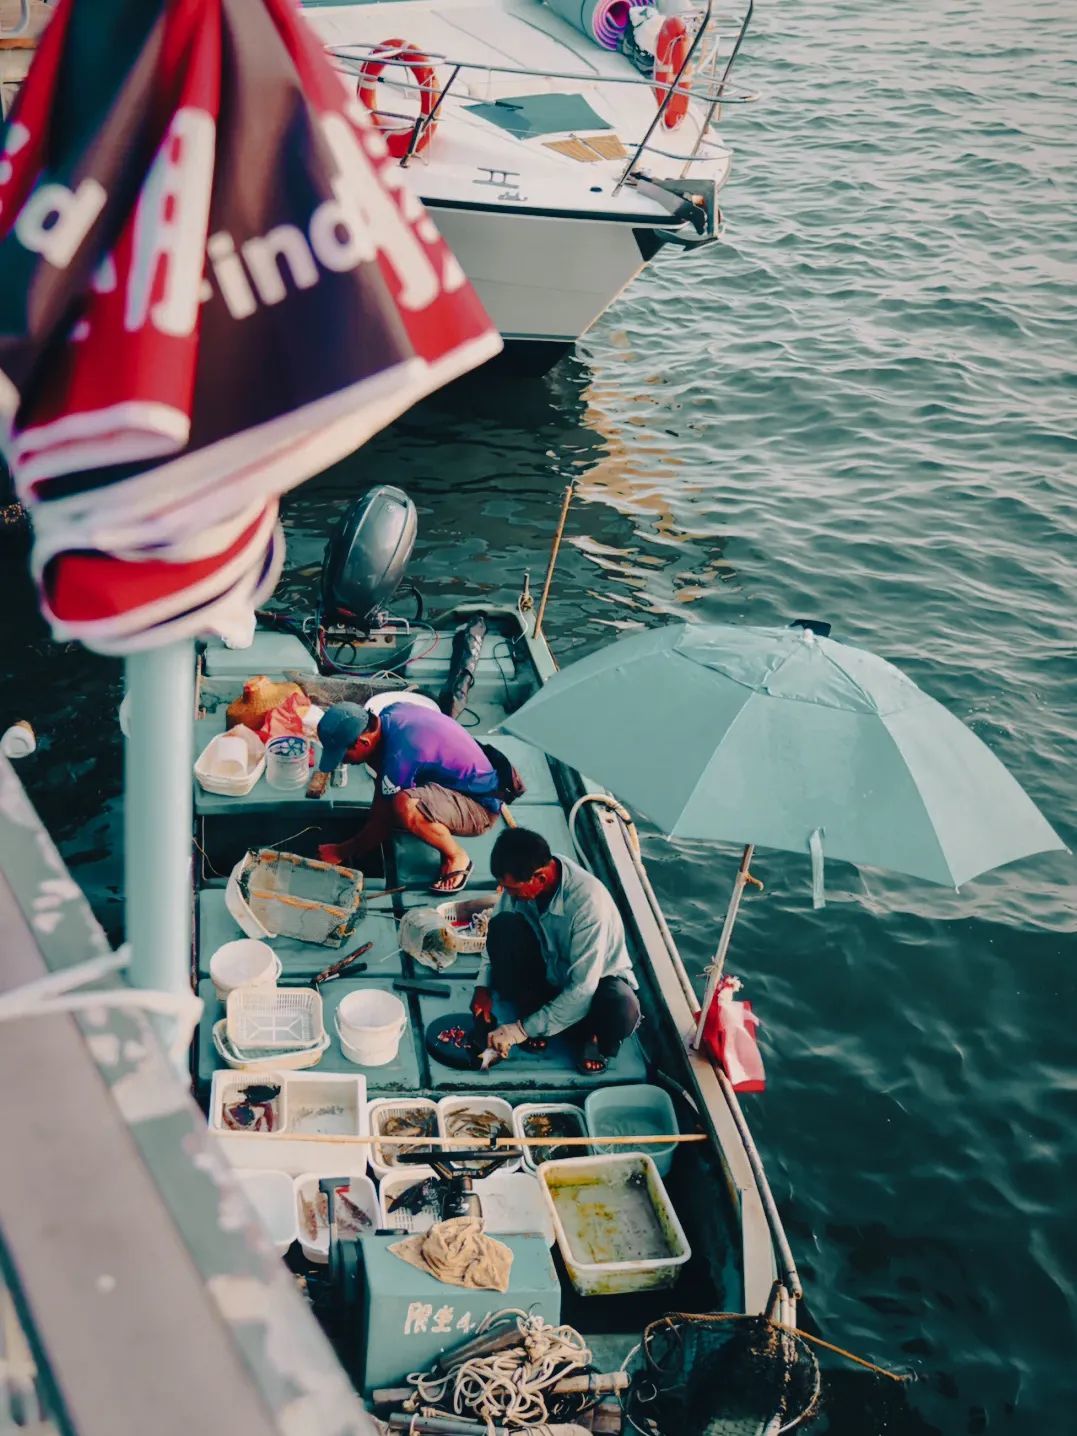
[4,0,1076,1430]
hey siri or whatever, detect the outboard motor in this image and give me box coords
[320,484,417,641]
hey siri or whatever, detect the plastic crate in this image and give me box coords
[538,1154,691,1297]
[237,848,364,948]
[226,986,325,1051]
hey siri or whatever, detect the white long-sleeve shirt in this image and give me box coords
[477,854,637,1038]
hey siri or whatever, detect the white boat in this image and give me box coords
[0,487,822,1436]
[305,0,756,366]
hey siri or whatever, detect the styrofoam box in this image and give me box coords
[379,1169,555,1246]
[294,1172,379,1264]
[209,1070,367,1176]
[367,1097,440,1182]
[437,1095,521,1174]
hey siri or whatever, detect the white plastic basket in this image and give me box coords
[512,1103,588,1173]
[212,1020,329,1072]
[437,1095,520,1174]
[434,895,497,954]
[367,1097,439,1181]
[210,1070,289,1133]
[226,987,325,1051]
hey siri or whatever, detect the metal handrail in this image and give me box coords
[329,44,756,109]
[615,0,754,192]
[681,0,754,175]
[612,0,715,194]
[331,4,755,183]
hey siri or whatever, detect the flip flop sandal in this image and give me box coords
[430,859,473,895]
[578,1038,608,1075]
[521,1036,548,1053]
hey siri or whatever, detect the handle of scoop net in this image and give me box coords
[312,940,374,986]
[363,885,408,903]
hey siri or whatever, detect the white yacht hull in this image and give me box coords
[428,203,664,351]
[306,0,746,366]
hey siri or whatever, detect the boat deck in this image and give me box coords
[193,628,649,1099]
[192,623,745,1411]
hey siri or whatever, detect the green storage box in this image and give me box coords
[356,1233,560,1391]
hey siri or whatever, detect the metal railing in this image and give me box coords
[328,1,755,183]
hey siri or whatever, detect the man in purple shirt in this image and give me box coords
[306,701,500,892]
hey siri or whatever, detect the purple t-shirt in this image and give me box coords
[378,705,501,812]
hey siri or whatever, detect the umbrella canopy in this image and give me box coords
[499,622,1065,890]
[0,0,499,652]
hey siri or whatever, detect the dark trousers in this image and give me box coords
[486,912,640,1057]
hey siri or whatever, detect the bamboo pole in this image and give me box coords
[692,841,756,1048]
[534,483,574,639]
[213,1129,708,1148]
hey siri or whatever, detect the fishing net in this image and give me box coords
[626,1313,821,1436]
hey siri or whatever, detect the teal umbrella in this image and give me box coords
[499,621,1066,1041]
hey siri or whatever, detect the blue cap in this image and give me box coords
[316,702,371,772]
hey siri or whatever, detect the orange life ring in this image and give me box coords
[653,16,691,131]
[357,38,441,159]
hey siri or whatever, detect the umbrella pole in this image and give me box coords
[124,641,194,1000]
[692,842,754,1049]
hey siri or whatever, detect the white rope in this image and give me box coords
[0,945,203,1063]
[407,1311,592,1431]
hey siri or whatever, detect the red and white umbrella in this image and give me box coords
[0,0,499,651]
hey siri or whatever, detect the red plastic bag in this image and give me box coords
[256,692,313,756]
[699,975,766,1093]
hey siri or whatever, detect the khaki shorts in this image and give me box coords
[405,783,499,837]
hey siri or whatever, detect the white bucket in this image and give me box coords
[210,939,281,1000]
[265,735,311,790]
[335,989,407,1067]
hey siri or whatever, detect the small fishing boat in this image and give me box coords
[304,0,756,366]
[185,485,817,1432]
